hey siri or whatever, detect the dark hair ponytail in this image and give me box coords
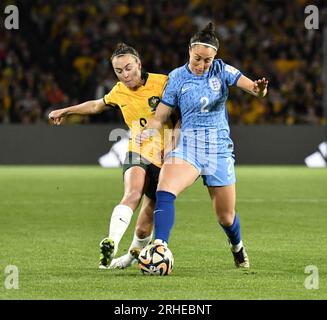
[189,22,219,51]
[111,42,141,61]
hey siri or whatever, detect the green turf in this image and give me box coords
[0,166,326,300]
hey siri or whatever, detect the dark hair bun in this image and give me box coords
[111,43,140,61]
[203,22,215,33]
[189,21,219,51]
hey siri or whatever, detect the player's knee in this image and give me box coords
[157,181,177,195]
[121,190,143,208]
[157,180,170,191]
[217,211,235,226]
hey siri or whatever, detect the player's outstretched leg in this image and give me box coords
[220,214,250,269]
[153,191,176,244]
[109,233,152,269]
[230,240,250,268]
[110,194,155,269]
[209,184,250,269]
[98,204,133,269]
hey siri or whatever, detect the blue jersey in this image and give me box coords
[162,59,242,154]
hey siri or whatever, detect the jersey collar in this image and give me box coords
[141,70,149,86]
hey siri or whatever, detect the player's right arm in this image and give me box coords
[135,102,173,145]
[147,102,173,130]
[136,70,179,145]
[145,69,179,131]
[48,98,107,125]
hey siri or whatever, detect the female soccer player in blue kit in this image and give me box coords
[137,22,268,268]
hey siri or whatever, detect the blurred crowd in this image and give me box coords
[0,0,325,125]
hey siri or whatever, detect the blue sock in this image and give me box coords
[154,190,176,244]
[220,213,241,245]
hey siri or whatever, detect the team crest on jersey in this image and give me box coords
[148,96,161,111]
[209,77,221,92]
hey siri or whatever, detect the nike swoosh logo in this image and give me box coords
[181,87,191,93]
[120,104,127,108]
[154,210,164,214]
[119,218,127,223]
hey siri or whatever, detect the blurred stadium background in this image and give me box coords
[0,0,326,165]
[1,0,327,301]
[0,0,325,125]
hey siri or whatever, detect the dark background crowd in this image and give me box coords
[0,0,326,125]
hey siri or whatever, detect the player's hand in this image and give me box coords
[253,78,269,97]
[48,109,66,125]
[135,129,153,145]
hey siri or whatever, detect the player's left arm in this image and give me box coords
[236,75,268,98]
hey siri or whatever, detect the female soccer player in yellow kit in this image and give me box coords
[49,43,177,269]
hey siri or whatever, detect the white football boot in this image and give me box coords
[109,248,141,269]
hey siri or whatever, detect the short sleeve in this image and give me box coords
[223,63,242,86]
[103,84,119,107]
[161,72,179,108]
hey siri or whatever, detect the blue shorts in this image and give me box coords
[168,136,236,187]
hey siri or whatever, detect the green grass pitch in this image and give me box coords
[0,166,326,300]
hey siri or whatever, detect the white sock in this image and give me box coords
[231,240,243,253]
[128,232,152,256]
[108,204,133,254]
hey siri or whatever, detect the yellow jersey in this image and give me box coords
[103,73,173,168]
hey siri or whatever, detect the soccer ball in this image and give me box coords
[138,243,174,276]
